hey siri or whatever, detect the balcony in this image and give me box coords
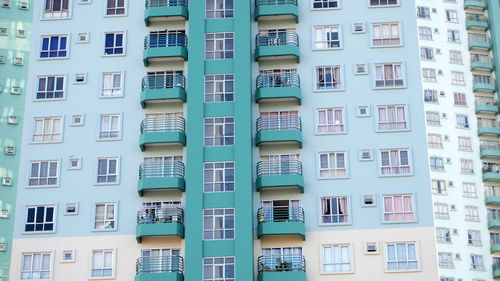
[489,210,500,229]
[255,32,300,63]
[494,263,500,279]
[486,187,500,205]
[492,237,500,253]
[475,99,498,114]
[140,117,186,151]
[143,33,188,66]
[471,55,494,71]
[144,0,188,26]
[473,81,496,93]
[256,160,304,192]
[257,255,306,281]
[138,161,185,196]
[257,207,305,240]
[468,35,492,51]
[256,116,302,148]
[135,256,184,281]
[464,0,487,10]
[255,0,298,22]
[466,15,489,30]
[481,143,500,159]
[136,207,184,242]
[140,74,186,108]
[478,122,500,137]
[256,73,301,104]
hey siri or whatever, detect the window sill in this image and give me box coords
[98,95,124,99]
[375,128,410,133]
[313,88,345,93]
[40,16,72,21]
[370,44,403,49]
[315,131,347,136]
[22,231,56,235]
[378,173,413,178]
[30,141,64,145]
[381,220,417,224]
[103,13,128,18]
[320,270,354,275]
[312,47,344,51]
[96,138,122,142]
[101,54,126,58]
[311,7,341,11]
[89,275,116,280]
[368,4,401,8]
[94,182,120,186]
[37,57,69,61]
[385,268,421,273]
[26,185,60,189]
[91,228,117,233]
[33,98,66,102]
[317,176,349,180]
[319,222,352,227]
[373,86,407,90]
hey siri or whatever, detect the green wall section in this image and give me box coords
[487,0,500,100]
[0,1,33,280]
[185,0,253,280]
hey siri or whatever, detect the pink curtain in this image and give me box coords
[397,107,406,129]
[390,150,399,174]
[378,108,387,130]
[384,197,393,221]
[384,65,393,79]
[404,196,414,220]
[394,196,403,221]
[327,109,333,132]
[387,107,396,129]
[334,109,343,132]
[318,111,327,133]
[340,198,348,223]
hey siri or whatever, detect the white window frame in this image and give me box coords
[21,252,53,280]
[203,117,235,147]
[103,31,125,57]
[95,157,120,185]
[368,0,400,7]
[205,0,233,18]
[204,74,234,103]
[205,32,234,60]
[320,243,353,274]
[312,25,342,50]
[97,113,122,141]
[32,116,64,143]
[375,104,409,132]
[445,10,458,23]
[470,254,484,271]
[378,148,412,176]
[319,196,351,226]
[465,206,480,222]
[370,22,402,47]
[203,208,235,240]
[104,0,127,17]
[93,202,117,231]
[35,75,66,101]
[317,151,349,179]
[311,0,340,10]
[90,249,116,279]
[373,62,406,89]
[39,34,70,59]
[24,205,56,233]
[202,257,235,281]
[418,27,432,40]
[381,194,416,223]
[467,230,481,246]
[41,0,72,20]
[384,242,420,272]
[100,71,123,98]
[203,162,235,193]
[434,203,449,219]
[314,65,344,91]
[315,107,346,134]
[438,252,454,268]
[28,160,60,188]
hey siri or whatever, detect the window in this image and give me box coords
[204,117,234,146]
[463,183,477,197]
[376,105,407,131]
[21,253,52,279]
[97,158,118,184]
[94,203,116,230]
[104,32,124,55]
[449,50,463,64]
[428,134,442,148]
[101,72,122,97]
[386,242,418,271]
[313,0,338,9]
[456,114,469,129]
[315,65,343,90]
[430,157,444,171]
[374,63,404,88]
[318,152,347,178]
[29,161,58,187]
[106,0,125,15]
[446,10,458,23]
[42,0,69,19]
[203,208,234,240]
[320,197,349,224]
[204,74,234,102]
[447,29,460,43]
[98,114,121,140]
[422,68,436,82]
[383,195,414,222]
[470,255,484,270]
[460,159,474,174]
[434,203,449,219]
[25,205,55,232]
[316,108,345,133]
[203,162,234,192]
[424,89,437,103]
[436,227,451,243]
[417,7,430,19]
[369,0,399,6]
[40,35,68,58]
[451,71,465,85]
[419,27,432,40]
[420,47,434,60]
[322,245,351,273]
[203,257,235,281]
[379,149,411,175]
[468,230,481,246]
[465,206,480,221]
[438,252,454,268]
[36,75,65,100]
[91,250,114,277]
[313,25,341,49]
[33,117,62,142]
[432,180,446,195]
[454,93,466,106]
[205,33,234,60]
[206,0,233,18]
[372,23,400,46]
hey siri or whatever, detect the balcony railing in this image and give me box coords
[256,32,299,47]
[481,143,500,151]
[257,206,304,223]
[257,116,301,132]
[486,186,500,197]
[258,255,305,273]
[468,34,490,43]
[146,0,188,8]
[466,14,488,22]
[256,73,300,89]
[140,117,185,134]
[256,0,297,5]
[144,33,187,49]
[137,207,184,224]
[471,55,493,64]
[142,74,185,92]
[488,209,500,221]
[257,160,302,177]
[136,256,184,275]
[476,98,496,106]
[139,161,185,180]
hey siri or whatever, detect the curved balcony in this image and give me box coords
[144,0,188,26]
[492,236,500,253]
[478,122,500,137]
[473,81,496,93]
[471,55,494,72]
[475,99,498,114]
[255,0,298,22]
[494,263,500,279]
[136,207,184,242]
[256,116,302,147]
[256,73,301,104]
[138,161,185,196]
[256,160,304,192]
[141,74,186,108]
[481,144,500,159]
[258,255,306,281]
[140,117,186,151]
[466,15,489,30]
[255,32,299,63]
[486,187,500,205]
[135,256,184,281]
[489,212,500,230]
[468,36,492,51]
[464,0,487,10]
[143,33,188,66]
[257,207,305,240]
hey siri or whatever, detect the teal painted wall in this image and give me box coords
[185,0,253,280]
[0,1,33,280]
[488,0,500,100]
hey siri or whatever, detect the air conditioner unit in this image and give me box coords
[19,1,28,9]
[453,228,458,235]
[13,57,23,65]
[4,146,15,155]
[1,177,12,186]
[432,8,437,13]
[11,86,20,94]
[0,56,5,63]
[455,253,461,260]
[0,243,5,251]
[444,135,449,141]
[2,0,10,8]
[0,210,8,218]
[436,48,441,54]
[439,91,445,96]
[450,204,456,211]
[446,158,452,163]
[448,181,454,187]
[441,113,447,118]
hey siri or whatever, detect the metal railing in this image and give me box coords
[256,32,299,47]
[256,73,300,89]
[475,97,496,106]
[256,0,297,6]
[144,33,187,49]
[139,161,185,179]
[136,256,183,275]
[146,0,188,8]
[468,33,490,43]
[494,263,500,272]
[486,186,500,197]
[256,116,301,132]
[477,120,500,128]
[473,77,495,85]
[471,54,493,63]
[140,117,185,134]
[257,206,304,223]
[258,255,305,273]
[488,209,500,221]
[257,160,302,177]
[142,74,185,92]
[480,142,500,151]
[137,207,184,224]
[466,14,488,22]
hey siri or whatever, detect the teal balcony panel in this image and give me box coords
[257,222,305,240]
[464,0,487,10]
[136,223,184,242]
[489,219,500,230]
[140,74,186,108]
[138,177,185,196]
[143,46,188,66]
[486,196,500,205]
[257,207,305,239]
[255,45,300,62]
[256,130,302,147]
[140,131,186,151]
[481,150,500,159]
[483,172,500,182]
[468,41,492,51]
[256,115,302,147]
[256,175,304,192]
[136,207,184,242]
[139,117,186,151]
[144,2,188,26]
[256,87,301,104]
[258,271,306,281]
[135,273,184,281]
[141,88,186,108]
[471,61,494,72]
[475,104,498,114]
[258,255,306,281]
[466,20,489,30]
[255,1,298,22]
[473,83,496,93]
[256,160,304,192]
[492,244,500,254]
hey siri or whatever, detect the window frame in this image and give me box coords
[317,151,349,179]
[312,24,343,50]
[103,31,126,57]
[92,202,118,232]
[205,32,234,60]
[89,249,116,279]
[40,0,72,20]
[320,243,353,274]
[311,0,340,10]
[100,71,124,98]
[34,74,66,101]
[21,252,54,280]
[384,241,420,272]
[32,116,64,144]
[28,160,60,188]
[367,0,400,7]
[103,0,127,17]
[370,22,402,47]
[97,113,122,141]
[372,62,406,89]
[203,208,235,240]
[39,34,70,59]
[375,104,409,132]
[95,157,120,185]
[381,194,416,223]
[202,256,235,281]
[203,117,235,147]
[204,74,234,103]
[315,107,346,135]
[378,148,412,177]
[203,161,235,193]
[24,205,56,234]
[313,65,344,91]
[205,0,233,18]
[319,196,351,226]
